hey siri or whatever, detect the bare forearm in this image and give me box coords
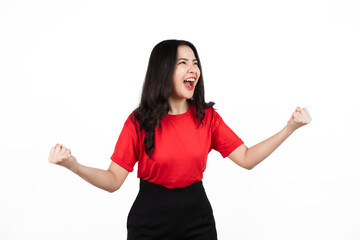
[70,163,118,193]
[228,107,311,170]
[244,125,294,169]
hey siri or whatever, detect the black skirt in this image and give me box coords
[127,179,218,240]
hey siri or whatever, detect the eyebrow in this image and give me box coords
[177,58,198,62]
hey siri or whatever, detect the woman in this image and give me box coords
[48,39,311,239]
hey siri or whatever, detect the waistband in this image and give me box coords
[139,179,204,194]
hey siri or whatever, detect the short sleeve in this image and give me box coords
[110,114,140,172]
[210,109,244,158]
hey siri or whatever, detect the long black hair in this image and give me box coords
[132,39,215,158]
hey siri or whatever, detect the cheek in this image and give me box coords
[173,68,184,81]
[172,77,183,93]
[196,69,201,83]
[196,67,201,77]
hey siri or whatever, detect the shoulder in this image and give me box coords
[204,106,220,120]
[204,106,225,131]
[124,111,141,132]
[195,105,221,128]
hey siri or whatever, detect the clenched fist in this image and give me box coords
[48,144,78,172]
[287,107,312,132]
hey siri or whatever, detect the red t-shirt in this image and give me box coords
[111,104,244,189]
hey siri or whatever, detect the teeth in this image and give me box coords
[184,78,195,82]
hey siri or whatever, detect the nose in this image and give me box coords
[188,64,197,73]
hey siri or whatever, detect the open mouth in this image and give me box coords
[183,78,195,90]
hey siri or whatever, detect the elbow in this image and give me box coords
[106,168,128,193]
[105,181,121,193]
[241,147,254,170]
[107,183,122,193]
[242,163,254,170]
[107,187,119,193]
[235,161,254,170]
[240,156,254,170]
[242,150,256,170]
[244,164,255,170]
[232,159,255,170]
[242,157,256,170]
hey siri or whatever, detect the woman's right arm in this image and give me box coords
[48,144,129,193]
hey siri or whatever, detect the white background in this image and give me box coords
[1,0,359,239]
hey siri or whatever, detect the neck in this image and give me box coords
[168,97,189,115]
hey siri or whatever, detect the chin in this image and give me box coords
[184,90,195,99]
[184,93,194,100]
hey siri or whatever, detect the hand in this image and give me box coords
[287,107,312,132]
[48,143,78,172]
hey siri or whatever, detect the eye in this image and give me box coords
[179,61,186,64]
[194,62,198,65]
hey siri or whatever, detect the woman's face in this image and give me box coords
[170,45,200,100]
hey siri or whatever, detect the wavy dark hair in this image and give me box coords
[132,39,215,158]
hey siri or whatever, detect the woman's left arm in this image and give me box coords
[228,107,312,170]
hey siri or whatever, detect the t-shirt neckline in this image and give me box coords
[164,103,194,119]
